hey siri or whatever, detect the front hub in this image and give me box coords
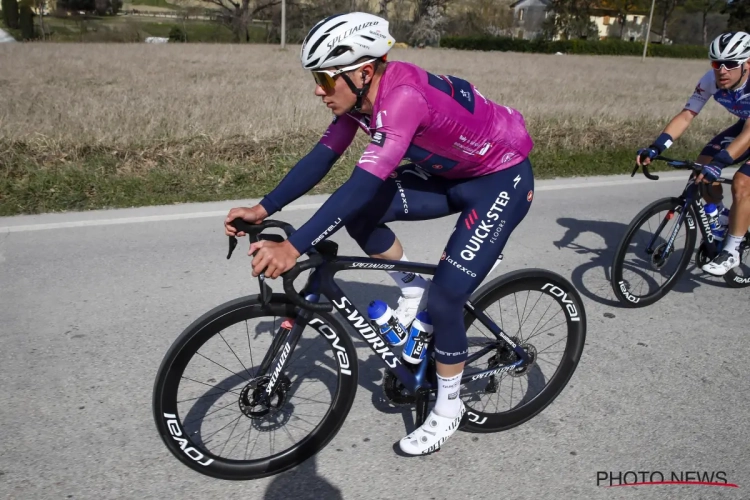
[239,374,291,419]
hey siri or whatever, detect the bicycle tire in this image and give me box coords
[611,197,696,307]
[152,294,358,480]
[460,268,586,433]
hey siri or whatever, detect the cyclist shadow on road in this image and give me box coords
[553,217,717,307]
[264,457,343,500]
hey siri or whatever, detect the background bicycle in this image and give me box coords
[611,156,750,308]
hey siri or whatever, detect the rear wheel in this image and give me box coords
[611,197,696,307]
[152,294,358,480]
[724,231,750,288]
[460,269,586,433]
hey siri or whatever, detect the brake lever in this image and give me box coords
[227,235,238,259]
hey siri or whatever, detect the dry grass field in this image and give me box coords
[0,43,737,214]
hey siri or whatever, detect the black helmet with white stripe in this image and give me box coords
[709,32,750,61]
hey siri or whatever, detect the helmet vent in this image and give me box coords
[308,33,331,58]
[325,21,347,34]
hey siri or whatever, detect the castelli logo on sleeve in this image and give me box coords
[527,190,533,202]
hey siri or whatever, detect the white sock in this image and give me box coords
[387,253,429,297]
[433,372,462,418]
[723,234,743,257]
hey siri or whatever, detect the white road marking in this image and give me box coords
[0,173,699,233]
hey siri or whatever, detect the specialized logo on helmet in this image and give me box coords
[326,21,379,51]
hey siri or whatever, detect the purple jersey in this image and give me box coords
[319,61,534,180]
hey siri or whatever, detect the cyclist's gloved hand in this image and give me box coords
[637,146,659,162]
[638,132,673,164]
[701,149,733,183]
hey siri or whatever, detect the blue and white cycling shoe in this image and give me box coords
[399,402,465,455]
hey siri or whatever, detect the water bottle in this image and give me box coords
[402,311,433,365]
[367,300,408,347]
[705,203,726,242]
[719,207,731,230]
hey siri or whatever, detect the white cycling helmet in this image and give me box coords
[709,31,750,61]
[300,12,395,70]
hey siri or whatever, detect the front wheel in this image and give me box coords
[460,269,586,433]
[611,197,696,307]
[152,294,358,480]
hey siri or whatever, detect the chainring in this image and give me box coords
[382,371,416,407]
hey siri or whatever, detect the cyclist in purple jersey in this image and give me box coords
[225,12,536,455]
[637,31,750,276]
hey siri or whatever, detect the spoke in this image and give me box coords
[202,414,244,446]
[514,293,523,339]
[183,398,240,427]
[277,407,320,429]
[179,376,243,397]
[519,290,531,332]
[246,320,256,378]
[226,422,255,458]
[535,349,566,356]
[219,412,244,456]
[246,427,262,461]
[525,321,568,344]
[534,336,568,355]
[526,308,564,341]
[536,356,561,367]
[525,298,555,344]
[520,292,545,341]
[195,352,250,382]
[219,331,251,379]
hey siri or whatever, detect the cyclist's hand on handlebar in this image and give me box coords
[695,164,722,184]
[248,239,300,279]
[636,147,658,166]
[225,205,268,237]
[695,149,732,185]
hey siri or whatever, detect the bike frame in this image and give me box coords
[645,173,730,261]
[260,255,529,401]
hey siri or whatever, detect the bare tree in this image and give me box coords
[656,0,685,42]
[31,0,46,39]
[200,0,280,42]
[378,0,392,18]
[414,0,451,23]
[685,0,722,44]
[173,0,209,41]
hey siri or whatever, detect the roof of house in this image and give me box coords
[509,0,552,9]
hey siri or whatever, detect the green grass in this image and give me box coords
[0,136,705,216]
[38,15,259,42]
[129,0,180,9]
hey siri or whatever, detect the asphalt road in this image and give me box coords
[1,170,748,500]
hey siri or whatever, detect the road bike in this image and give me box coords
[152,218,587,480]
[611,156,750,308]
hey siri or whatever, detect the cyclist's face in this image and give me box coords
[714,61,748,89]
[313,68,357,116]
